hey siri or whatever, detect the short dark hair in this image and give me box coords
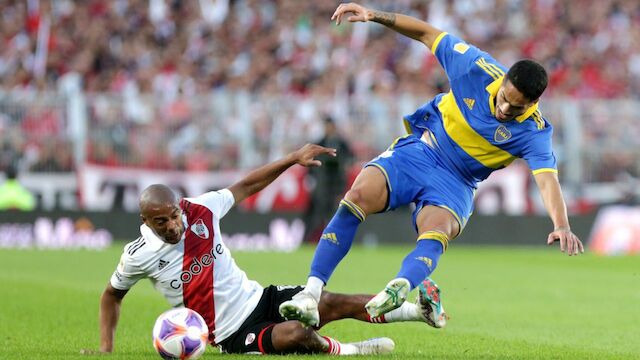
[506,60,548,101]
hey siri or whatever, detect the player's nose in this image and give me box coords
[167,220,181,233]
[499,104,512,117]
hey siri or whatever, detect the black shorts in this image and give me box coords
[218,285,304,354]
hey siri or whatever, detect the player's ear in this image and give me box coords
[140,214,147,224]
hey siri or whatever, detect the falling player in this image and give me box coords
[279,2,584,327]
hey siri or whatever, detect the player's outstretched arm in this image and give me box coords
[98,284,128,353]
[534,172,584,256]
[331,2,443,49]
[228,144,336,204]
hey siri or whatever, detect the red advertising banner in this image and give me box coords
[79,164,310,212]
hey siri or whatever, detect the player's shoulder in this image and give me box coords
[183,189,235,214]
[468,55,507,87]
[518,109,553,136]
[122,236,149,260]
[438,33,506,74]
[184,189,227,204]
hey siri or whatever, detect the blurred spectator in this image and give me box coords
[1,0,638,99]
[303,116,353,242]
[0,0,639,182]
[29,139,74,172]
[0,164,36,211]
[0,93,72,173]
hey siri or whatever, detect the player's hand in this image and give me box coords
[547,227,584,256]
[291,143,336,167]
[331,3,372,25]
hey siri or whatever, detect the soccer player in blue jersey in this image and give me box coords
[279,2,585,327]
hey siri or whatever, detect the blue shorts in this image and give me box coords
[366,135,475,234]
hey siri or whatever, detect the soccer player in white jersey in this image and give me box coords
[90,144,446,356]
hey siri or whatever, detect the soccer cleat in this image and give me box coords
[278,291,320,327]
[348,337,395,355]
[365,278,410,318]
[417,278,448,328]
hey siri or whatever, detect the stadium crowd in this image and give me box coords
[1,0,639,180]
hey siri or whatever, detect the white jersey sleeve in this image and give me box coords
[110,241,146,290]
[186,189,235,218]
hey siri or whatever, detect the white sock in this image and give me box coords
[372,302,421,323]
[323,336,358,355]
[304,276,324,302]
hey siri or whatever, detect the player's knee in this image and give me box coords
[319,292,338,308]
[272,322,320,353]
[417,207,461,239]
[344,187,383,214]
[442,219,460,239]
[344,187,364,206]
[287,323,316,346]
[317,292,341,321]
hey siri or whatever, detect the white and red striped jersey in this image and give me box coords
[110,189,264,344]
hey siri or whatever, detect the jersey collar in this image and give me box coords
[486,76,538,123]
[140,224,167,251]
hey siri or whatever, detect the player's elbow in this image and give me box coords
[103,283,127,303]
[228,182,251,204]
[418,26,444,50]
[418,34,434,48]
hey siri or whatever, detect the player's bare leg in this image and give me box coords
[365,205,459,318]
[270,321,394,355]
[316,292,375,326]
[343,166,390,214]
[279,166,388,326]
[414,205,460,240]
[318,289,447,329]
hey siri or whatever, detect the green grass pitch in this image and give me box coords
[0,244,638,359]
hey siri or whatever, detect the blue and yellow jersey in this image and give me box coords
[404,32,557,187]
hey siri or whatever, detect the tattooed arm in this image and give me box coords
[331,3,443,48]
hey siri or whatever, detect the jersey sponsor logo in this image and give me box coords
[179,243,224,283]
[170,279,182,289]
[453,42,469,54]
[190,219,210,239]
[494,125,512,143]
[245,333,256,346]
[463,98,475,110]
[158,259,170,270]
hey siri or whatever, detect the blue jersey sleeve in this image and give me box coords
[520,124,557,174]
[432,32,486,81]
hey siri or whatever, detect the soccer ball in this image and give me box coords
[152,308,209,360]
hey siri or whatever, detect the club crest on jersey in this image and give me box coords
[190,219,210,239]
[494,125,512,143]
[245,333,256,346]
